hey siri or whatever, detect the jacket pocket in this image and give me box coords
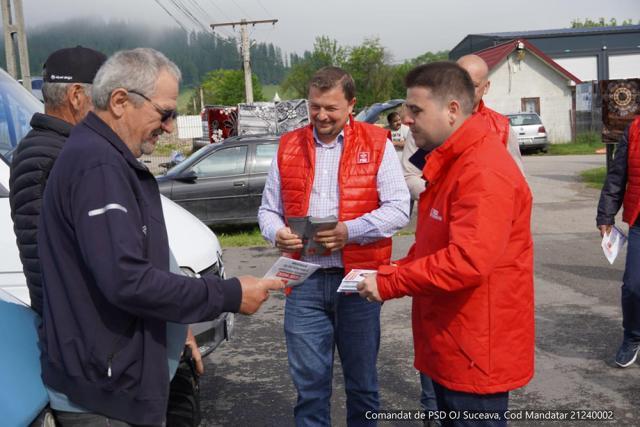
[88,319,140,391]
[443,321,490,377]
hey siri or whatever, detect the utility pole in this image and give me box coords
[1,0,30,90]
[210,19,277,104]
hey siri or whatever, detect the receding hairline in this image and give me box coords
[457,54,489,82]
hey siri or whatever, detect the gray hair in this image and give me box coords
[42,82,91,108]
[91,48,182,111]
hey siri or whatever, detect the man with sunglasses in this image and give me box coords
[37,48,283,426]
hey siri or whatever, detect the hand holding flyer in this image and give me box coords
[337,269,377,293]
[601,225,627,264]
[263,257,321,287]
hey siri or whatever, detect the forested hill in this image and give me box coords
[0,19,287,87]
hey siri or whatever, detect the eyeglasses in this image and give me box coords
[128,89,178,123]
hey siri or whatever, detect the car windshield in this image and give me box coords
[508,114,541,126]
[0,68,43,157]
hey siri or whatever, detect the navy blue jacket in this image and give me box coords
[38,112,242,425]
[597,127,630,226]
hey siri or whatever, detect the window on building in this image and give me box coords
[521,98,540,115]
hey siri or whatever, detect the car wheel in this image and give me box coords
[541,146,549,153]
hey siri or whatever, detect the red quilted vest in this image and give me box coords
[623,117,640,225]
[477,100,510,147]
[278,121,392,271]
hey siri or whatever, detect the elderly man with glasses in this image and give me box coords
[36,47,283,426]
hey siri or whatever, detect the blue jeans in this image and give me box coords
[285,269,381,427]
[433,382,508,427]
[420,372,438,411]
[622,225,640,343]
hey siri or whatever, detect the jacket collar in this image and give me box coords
[82,111,148,172]
[422,113,490,184]
[476,99,487,114]
[30,112,73,137]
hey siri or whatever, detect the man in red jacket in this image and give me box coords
[358,62,534,426]
[457,54,524,173]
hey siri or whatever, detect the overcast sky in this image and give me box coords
[23,0,639,61]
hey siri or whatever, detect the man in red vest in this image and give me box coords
[258,66,410,426]
[597,116,640,367]
[358,62,534,426]
[457,54,524,173]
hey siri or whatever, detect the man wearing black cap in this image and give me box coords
[10,45,107,317]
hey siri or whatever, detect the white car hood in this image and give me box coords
[161,195,222,273]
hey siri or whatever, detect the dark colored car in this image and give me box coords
[157,134,279,225]
[355,99,405,124]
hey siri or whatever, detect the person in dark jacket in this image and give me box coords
[9,45,107,316]
[38,47,283,426]
[597,116,640,368]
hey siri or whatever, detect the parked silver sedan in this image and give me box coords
[507,112,549,153]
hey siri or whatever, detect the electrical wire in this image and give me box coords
[153,0,190,32]
[255,0,270,17]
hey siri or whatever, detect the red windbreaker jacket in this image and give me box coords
[377,113,535,394]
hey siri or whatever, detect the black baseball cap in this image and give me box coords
[43,46,107,84]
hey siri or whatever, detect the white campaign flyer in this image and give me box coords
[337,269,376,293]
[263,257,321,287]
[601,225,627,265]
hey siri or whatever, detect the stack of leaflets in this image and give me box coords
[337,269,376,293]
[287,215,338,256]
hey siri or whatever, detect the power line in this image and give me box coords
[170,0,209,32]
[229,0,251,19]
[210,19,278,103]
[153,0,189,32]
[203,0,233,22]
[255,0,270,17]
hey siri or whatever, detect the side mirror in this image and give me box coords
[174,170,198,183]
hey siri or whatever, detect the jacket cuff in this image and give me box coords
[377,264,401,301]
[218,277,243,313]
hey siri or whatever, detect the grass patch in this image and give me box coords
[547,132,604,155]
[210,225,269,248]
[580,166,607,190]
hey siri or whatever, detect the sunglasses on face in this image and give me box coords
[128,89,178,123]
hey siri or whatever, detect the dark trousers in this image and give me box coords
[622,225,640,342]
[52,411,151,427]
[433,382,509,427]
[420,372,438,411]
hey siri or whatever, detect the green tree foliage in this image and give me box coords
[281,35,449,107]
[344,38,393,108]
[390,50,449,99]
[0,18,286,88]
[193,69,264,110]
[281,36,347,98]
[570,17,638,28]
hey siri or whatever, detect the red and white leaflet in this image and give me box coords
[337,269,376,293]
[263,257,321,287]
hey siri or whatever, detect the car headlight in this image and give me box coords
[179,267,200,278]
[195,253,225,279]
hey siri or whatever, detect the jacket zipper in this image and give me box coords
[105,319,138,378]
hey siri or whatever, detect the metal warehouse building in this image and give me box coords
[450,25,640,82]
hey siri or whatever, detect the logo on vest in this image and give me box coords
[357,152,370,164]
[430,208,443,221]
